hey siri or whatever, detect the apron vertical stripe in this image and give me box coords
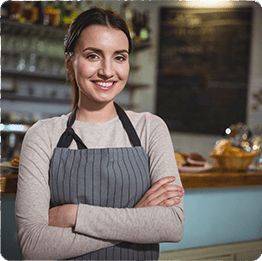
[131,148,145,199]
[112,150,117,208]
[119,148,130,207]
[117,149,124,208]
[93,150,102,206]
[92,151,95,206]
[83,149,88,204]
[57,150,66,205]
[126,148,138,205]
[77,150,84,204]
[100,150,103,207]
[69,152,77,204]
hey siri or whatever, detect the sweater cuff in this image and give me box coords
[75,203,92,235]
[75,204,115,238]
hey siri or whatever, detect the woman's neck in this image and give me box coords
[76,100,117,123]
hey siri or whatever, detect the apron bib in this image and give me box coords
[49,103,159,260]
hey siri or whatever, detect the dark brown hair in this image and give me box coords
[64,7,132,109]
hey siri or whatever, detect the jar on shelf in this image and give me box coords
[43,1,60,27]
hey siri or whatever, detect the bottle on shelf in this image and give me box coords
[43,1,60,27]
[34,1,43,25]
[140,10,150,42]
[19,1,39,24]
[132,9,142,43]
[9,1,21,21]
[63,1,74,29]
[30,3,38,24]
[120,2,135,40]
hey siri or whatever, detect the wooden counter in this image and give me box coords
[1,168,262,193]
[180,169,262,189]
[1,173,18,193]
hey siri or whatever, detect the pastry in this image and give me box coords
[211,139,256,157]
[213,139,231,155]
[186,152,206,166]
[175,152,186,166]
[10,155,20,167]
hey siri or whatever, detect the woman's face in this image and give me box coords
[67,24,130,105]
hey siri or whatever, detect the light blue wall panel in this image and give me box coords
[160,186,262,252]
[2,187,262,259]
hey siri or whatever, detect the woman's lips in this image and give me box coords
[92,81,116,91]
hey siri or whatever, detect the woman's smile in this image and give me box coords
[92,80,116,91]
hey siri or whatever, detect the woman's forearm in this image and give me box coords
[73,176,184,243]
[16,174,119,260]
[74,202,184,243]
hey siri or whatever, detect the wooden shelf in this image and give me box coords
[1,19,152,52]
[2,68,67,82]
[180,169,262,189]
[1,92,71,104]
[1,18,66,39]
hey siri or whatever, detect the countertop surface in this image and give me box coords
[180,169,262,188]
[1,166,262,193]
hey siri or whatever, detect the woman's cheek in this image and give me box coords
[80,63,97,77]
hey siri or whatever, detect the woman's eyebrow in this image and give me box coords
[115,49,129,54]
[83,47,102,53]
[83,47,129,54]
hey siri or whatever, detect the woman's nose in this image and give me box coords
[98,59,114,78]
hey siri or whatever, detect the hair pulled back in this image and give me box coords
[64,7,132,109]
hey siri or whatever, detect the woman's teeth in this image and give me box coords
[95,82,114,87]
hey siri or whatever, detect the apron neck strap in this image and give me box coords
[57,102,141,148]
[114,102,141,147]
[57,105,87,149]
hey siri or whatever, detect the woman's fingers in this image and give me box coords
[146,180,184,204]
[134,176,184,208]
[147,188,184,207]
[158,197,182,207]
[143,176,176,198]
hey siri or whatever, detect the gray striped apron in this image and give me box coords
[49,102,159,260]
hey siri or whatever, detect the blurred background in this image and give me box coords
[1,0,262,165]
[1,1,262,260]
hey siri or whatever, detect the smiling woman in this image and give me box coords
[64,7,132,112]
[15,7,184,261]
[65,24,130,120]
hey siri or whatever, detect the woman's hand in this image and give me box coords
[134,176,184,208]
[48,204,78,228]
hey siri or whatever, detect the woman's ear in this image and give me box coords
[65,53,74,76]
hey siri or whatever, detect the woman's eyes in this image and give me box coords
[85,54,127,62]
[115,55,126,62]
[86,54,99,60]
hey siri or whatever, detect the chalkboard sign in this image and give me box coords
[156,7,253,135]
